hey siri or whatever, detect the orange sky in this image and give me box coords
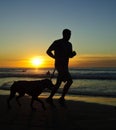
[72,55,116,68]
[0,55,116,68]
[0,1,116,68]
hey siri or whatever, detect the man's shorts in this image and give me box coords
[57,69,72,82]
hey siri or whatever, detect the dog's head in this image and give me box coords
[42,79,54,90]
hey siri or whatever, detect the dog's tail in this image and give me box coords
[10,82,17,96]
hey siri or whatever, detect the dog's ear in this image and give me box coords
[46,69,55,80]
[50,69,56,80]
[46,71,51,80]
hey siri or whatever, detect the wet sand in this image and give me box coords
[0,92,116,130]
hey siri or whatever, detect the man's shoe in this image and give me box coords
[58,98,67,107]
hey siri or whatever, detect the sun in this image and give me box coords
[31,57,44,68]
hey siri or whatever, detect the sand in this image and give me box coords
[0,91,116,130]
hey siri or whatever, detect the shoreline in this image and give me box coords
[0,90,116,106]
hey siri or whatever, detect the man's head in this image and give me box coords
[62,29,71,41]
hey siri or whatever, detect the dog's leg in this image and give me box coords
[30,98,36,111]
[16,94,24,107]
[7,94,15,109]
[30,97,46,111]
[34,97,46,110]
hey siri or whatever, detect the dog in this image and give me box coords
[7,79,54,110]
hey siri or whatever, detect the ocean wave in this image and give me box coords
[1,84,116,98]
[0,67,116,80]
[72,73,116,80]
[0,73,116,80]
[0,79,116,98]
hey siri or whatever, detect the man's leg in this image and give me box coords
[50,77,62,98]
[59,77,73,106]
[61,79,73,99]
[61,79,73,100]
[46,77,62,106]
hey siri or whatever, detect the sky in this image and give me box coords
[0,0,116,68]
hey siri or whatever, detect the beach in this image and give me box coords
[0,90,116,130]
[0,68,116,129]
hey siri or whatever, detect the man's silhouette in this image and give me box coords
[46,29,76,106]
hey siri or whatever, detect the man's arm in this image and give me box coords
[69,51,76,58]
[46,44,55,59]
[68,43,76,58]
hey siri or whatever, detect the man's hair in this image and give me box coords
[62,29,71,36]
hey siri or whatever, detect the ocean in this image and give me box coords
[0,67,116,98]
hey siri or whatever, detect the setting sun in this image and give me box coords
[31,57,44,68]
